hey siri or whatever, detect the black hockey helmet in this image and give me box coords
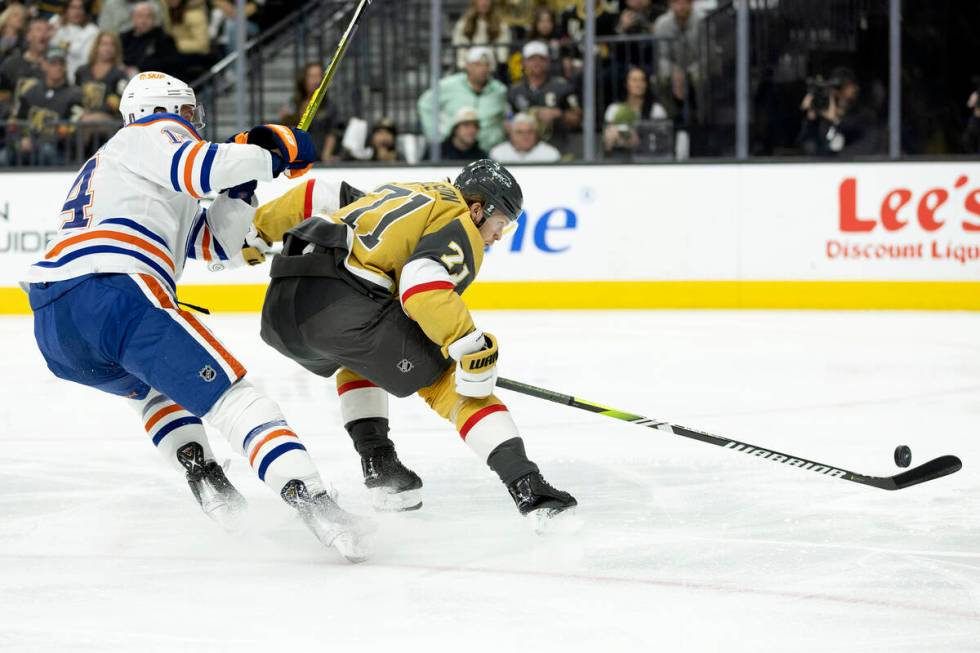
[453,159,523,226]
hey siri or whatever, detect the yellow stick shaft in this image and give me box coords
[297,0,373,131]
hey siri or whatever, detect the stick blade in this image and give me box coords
[870,455,962,490]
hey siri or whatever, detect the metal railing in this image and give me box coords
[0,120,120,167]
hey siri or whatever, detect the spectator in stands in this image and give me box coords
[417,45,508,154]
[507,6,564,82]
[98,0,167,35]
[489,111,560,162]
[0,17,52,119]
[365,117,403,163]
[279,61,345,162]
[211,0,260,54]
[451,0,510,73]
[560,0,619,43]
[120,1,178,75]
[603,65,666,125]
[622,0,664,30]
[963,89,980,154]
[613,0,659,66]
[3,45,82,165]
[507,40,581,152]
[652,0,703,122]
[75,31,128,121]
[51,0,98,82]
[164,0,210,79]
[0,3,28,62]
[798,67,880,157]
[528,6,563,48]
[433,106,488,161]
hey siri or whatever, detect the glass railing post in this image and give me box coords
[889,0,901,159]
[428,0,441,162]
[583,0,596,161]
[736,0,749,160]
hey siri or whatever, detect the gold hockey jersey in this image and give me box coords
[266,180,486,353]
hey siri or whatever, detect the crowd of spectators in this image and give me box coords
[0,0,289,166]
[425,0,707,165]
[3,0,969,168]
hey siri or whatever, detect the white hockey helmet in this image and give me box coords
[119,71,205,130]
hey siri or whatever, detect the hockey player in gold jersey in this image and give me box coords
[256,160,577,524]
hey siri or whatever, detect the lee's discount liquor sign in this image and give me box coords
[828,174,980,266]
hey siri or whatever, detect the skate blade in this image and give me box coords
[202,499,248,533]
[331,530,375,563]
[370,487,422,512]
[304,513,378,563]
[529,506,582,536]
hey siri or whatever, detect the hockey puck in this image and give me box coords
[894,445,912,468]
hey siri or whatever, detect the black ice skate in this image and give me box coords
[281,479,376,563]
[507,471,577,527]
[361,447,423,512]
[177,442,247,531]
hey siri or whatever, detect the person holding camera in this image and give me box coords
[798,66,879,157]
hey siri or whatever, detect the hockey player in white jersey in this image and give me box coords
[23,72,374,562]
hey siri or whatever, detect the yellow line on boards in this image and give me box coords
[2,281,979,314]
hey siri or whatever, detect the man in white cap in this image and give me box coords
[430,106,489,161]
[417,45,507,156]
[489,112,560,163]
[507,40,581,153]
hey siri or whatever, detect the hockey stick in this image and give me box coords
[495,377,962,491]
[297,0,373,131]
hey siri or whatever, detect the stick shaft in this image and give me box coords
[495,377,961,491]
[297,0,372,131]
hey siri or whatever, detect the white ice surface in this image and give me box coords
[1,310,978,652]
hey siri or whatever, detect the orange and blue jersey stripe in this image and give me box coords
[170,141,218,199]
[127,113,215,200]
[35,220,177,292]
[186,209,229,262]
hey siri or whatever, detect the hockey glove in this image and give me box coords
[241,223,272,266]
[243,124,316,178]
[447,330,499,398]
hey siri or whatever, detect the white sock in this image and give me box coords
[205,380,325,495]
[131,389,213,473]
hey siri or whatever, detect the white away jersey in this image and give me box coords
[23,113,273,294]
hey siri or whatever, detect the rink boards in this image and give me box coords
[1,161,978,312]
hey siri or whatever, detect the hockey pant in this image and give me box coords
[29,273,325,495]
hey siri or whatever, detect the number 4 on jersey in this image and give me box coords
[61,155,99,229]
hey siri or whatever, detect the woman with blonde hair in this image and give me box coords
[0,3,29,61]
[74,30,129,121]
[451,0,510,72]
